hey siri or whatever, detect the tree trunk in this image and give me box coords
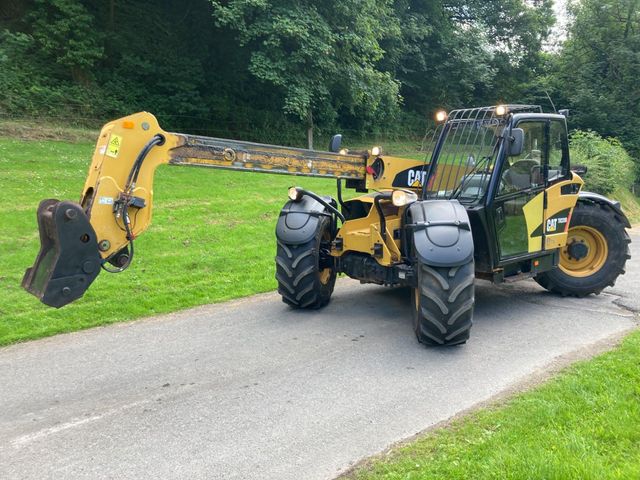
[307,110,314,150]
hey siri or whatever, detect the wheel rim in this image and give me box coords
[559,226,608,278]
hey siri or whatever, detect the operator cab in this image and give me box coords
[426,105,579,277]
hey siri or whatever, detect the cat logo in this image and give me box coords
[546,216,568,233]
[407,169,427,188]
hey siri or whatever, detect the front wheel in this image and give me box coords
[535,202,631,297]
[275,216,336,309]
[412,258,475,346]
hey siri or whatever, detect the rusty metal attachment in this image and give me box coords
[22,199,102,308]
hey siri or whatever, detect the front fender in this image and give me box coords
[578,191,631,228]
[407,200,474,267]
[275,195,331,245]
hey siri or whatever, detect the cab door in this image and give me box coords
[542,119,577,251]
[492,120,547,261]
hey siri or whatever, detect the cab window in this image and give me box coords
[498,121,545,196]
[548,120,569,182]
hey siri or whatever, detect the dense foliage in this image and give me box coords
[570,130,637,195]
[1,0,639,183]
[0,0,553,144]
[540,0,640,160]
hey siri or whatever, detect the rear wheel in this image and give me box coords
[275,216,336,309]
[535,202,630,297]
[412,259,475,346]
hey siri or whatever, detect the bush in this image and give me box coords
[569,130,636,195]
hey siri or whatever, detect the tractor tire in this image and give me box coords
[534,202,631,297]
[411,258,475,346]
[275,216,336,309]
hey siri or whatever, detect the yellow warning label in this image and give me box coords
[106,134,122,158]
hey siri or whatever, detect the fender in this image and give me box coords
[275,195,332,245]
[407,200,474,267]
[578,191,631,228]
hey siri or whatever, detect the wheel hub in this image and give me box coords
[559,226,608,278]
[567,241,589,260]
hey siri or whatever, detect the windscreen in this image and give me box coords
[425,107,506,203]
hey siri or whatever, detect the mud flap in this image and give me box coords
[22,199,102,308]
[407,200,474,267]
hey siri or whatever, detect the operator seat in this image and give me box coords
[502,159,539,191]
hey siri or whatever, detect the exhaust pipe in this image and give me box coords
[22,199,102,308]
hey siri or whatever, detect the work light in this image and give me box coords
[435,110,448,122]
[288,186,303,202]
[392,189,418,207]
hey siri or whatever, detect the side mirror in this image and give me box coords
[329,134,342,153]
[572,164,588,176]
[509,128,524,157]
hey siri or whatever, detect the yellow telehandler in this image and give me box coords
[23,105,631,345]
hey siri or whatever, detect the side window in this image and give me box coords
[548,120,569,182]
[498,121,546,196]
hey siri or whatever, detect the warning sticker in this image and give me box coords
[106,134,123,158]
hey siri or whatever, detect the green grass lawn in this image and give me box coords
[0,137,348,345]
[346,329,640,480]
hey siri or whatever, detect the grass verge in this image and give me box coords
[0,136,352,345]
[614,186,640,225]
[345,329,640,480]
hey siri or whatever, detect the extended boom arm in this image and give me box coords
[23,112,367,307]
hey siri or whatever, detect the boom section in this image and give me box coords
[169,133,365,179]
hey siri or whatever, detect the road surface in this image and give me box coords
[1,230,638,480]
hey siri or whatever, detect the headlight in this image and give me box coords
[288,186,303,202]
[435,110,448,123]
[391,189,418,207]
[371,146,382,157]
[495,105,508,116]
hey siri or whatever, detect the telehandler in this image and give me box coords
[23,105,631,346]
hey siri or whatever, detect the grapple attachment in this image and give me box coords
[22,199,102,308]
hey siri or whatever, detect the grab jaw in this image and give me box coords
[22,199,102,308]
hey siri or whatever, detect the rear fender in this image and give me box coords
[407,200,474,267]
[578,191,631,228]
[275,195,333,245]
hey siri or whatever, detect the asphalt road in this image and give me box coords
[1,230,638,480]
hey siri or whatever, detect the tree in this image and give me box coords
[555,0,640,161]
[28,0,103,84]
[210,0,400,148]
[381,0,554,117]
